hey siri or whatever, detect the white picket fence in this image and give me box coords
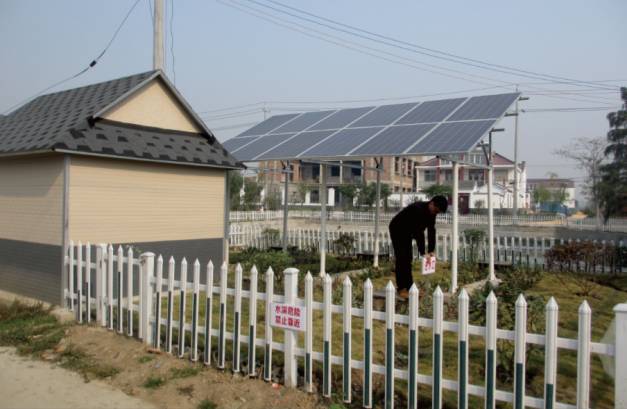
[229,224,625,270]
[64,241,626,408]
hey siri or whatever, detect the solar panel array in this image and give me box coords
[224,92,519,162]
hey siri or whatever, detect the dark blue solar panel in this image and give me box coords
[406,120,494,154]
[351,124,436,156]
[222,136,260,153]
[270,110,336,134]
[447,93,519,121]
[349,103,418,127]
[396,98,466,124]
[232,133,295,161]
[256,130,336,160]
[237,114,299,136]
[300,127,384,157]
[309,106,375,130]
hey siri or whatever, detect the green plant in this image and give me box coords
[59,346,120,380]
[143,375,166,389]
[421,184,452,199]
[333,233,355,255]
[197,399,218,409]
[262,228,281,247]
[137,355,154,364]
[169,366,201,379]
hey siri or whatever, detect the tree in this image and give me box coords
[532,186,551,209]
[599,87,627,220]
[296,182,312,206]
[243,178,262,210]
[553,136,607,227]
[337,183,358,209]
[228,171,244,210]
[421,184,452,199]
[357,182,391,209]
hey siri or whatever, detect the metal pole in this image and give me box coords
[282,161,289,252]
[320,164,327,275]
[399,159,404,208]
[451,161,459,293]
[153,0,164,71]
[373,159,382,268]
[513,95,519,216]
[488,134,496,282]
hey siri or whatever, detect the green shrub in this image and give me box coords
[143,375,166,389]
[197,399,218,409]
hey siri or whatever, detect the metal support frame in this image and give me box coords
[282,161,290,251]
[451,161,459,293]
[486,129,503,282]
[373,158,383,268]
[320,164,327,275]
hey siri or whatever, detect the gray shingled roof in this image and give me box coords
[0,71,242,169]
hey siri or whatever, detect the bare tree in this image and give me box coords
[553,137,607,229]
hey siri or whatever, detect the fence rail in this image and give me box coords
[229,225,625,272]
[229,210,627,232]
[64,241,626,408]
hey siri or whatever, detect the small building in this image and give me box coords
[0,71,242,304]
[415,149,529,211]
[527,178,576,211]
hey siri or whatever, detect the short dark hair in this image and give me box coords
[430,195,448,213]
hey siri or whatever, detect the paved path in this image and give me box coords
[0,347,155,409]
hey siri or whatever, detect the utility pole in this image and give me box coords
[512,91,529,217]
[153,0,164,71]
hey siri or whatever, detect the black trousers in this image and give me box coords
[389,226,414,291]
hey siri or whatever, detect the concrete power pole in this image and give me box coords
[513,93,529,216]
[153,0,165,71]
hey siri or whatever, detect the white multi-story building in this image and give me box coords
[527,178,576,210]
[415,149,529,212]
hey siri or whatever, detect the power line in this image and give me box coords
[523,106,619,113]
[218,0,512,88]
[2,0,142,115]
[258,0,618,92]
[223,0,617,106]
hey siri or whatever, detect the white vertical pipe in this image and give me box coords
[248,265,258,376]
[452,161,459,293]
[263,267,274,380]
[84,243,90,322]
[373,162,382,268]
[544,297,559,409]
[191,259,201,362]
[485,291,497,409]
[304,272,313,391]
[363,278,373,408]
[218,261,227,368]
[458,289,469,409]
[178,258,188,358]
[323,273,332,397]
[107,245,114,330]
[433,286,444,409]
[342,276,352,403]
[116,246,124,333]
[576,301,591,409]
[127,247,134,336]
[154,255,163,347]
[140,252,155,346]
[77,241,83,322]
[283,267,299,387]
[166,257,175,354]
[69,241,74,310]
[204,260,214,366]
[384,281,395,409]
[96,245,103,325]
[614,303,627,407]
[488,166,495,281]
[408,284,419,409]
[232,263,243,371]
[320,164,327,275]
[514,294,527,409]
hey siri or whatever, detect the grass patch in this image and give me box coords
[58,345,120,380]
[197,399,217,409]
[0,300,65,356]
[169,365,201,379]
[137,355,155,364]
[143,375,166,389]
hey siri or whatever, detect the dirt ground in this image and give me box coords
[0,346,154,409]
[62,326,324,409]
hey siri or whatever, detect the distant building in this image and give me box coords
[527,178,576,211]
[415,149,528,212]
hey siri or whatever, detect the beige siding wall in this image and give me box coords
[0,155,64,245]
[103,80,202,133]
[68,156,225,244]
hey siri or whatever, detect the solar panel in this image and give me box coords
[352,124,436,156]
[309,106,375,131]
[406,120,494,154]
[396,98,466,124]
[256,130,336,160]
[232,133,296,161]
[223,92,519,161]
[222,135,259,152]
[300,127,384,158]
[349,103,418,127]
[448,93,519,121]
[269,110,336,134]
[237,114,298,137]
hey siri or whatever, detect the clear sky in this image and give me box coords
[1,1,625,203]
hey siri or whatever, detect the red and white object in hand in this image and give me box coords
[421,255,436,275]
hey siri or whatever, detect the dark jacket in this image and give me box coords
[389,201,436,255]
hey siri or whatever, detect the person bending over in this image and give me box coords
[388,195,448,299]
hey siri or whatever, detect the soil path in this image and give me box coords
[0,347,155,409]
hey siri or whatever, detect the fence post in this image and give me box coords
[69,241,74,310]
[514,295,527,409]
[191,260,200,362]
[154,255,163,349]
[385,281,395,409]
[343,276,352,403]
[544,297,558,409]
[96,244,103,324]
[140,252,155,346]
[614,303,627,408]
[485,291,497,409]
[458,289,469,409]
[107,245,114,330]
[233,263,243,372]
[85,243,91,323]
[576,301,591,409]
[408,284,419,409]
[264,267,274,381]
[433,286,444,409]
[323,273,333,397]
[363,278,373,408]
[283,267,299,388]
[304,272,313,392]
[248,265,258,376]
[127,247,134,337]
[204,261,214,366]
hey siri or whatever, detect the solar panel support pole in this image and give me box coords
[320,164,327,275]
[373,158,382,268]
[487,133,496,282]
[451,161,459,294]
[282,161,290,252]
